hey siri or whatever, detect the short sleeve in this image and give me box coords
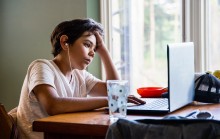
[83,70,101,93]
[27,61,56,101]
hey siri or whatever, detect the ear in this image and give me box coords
[60,35,69,50]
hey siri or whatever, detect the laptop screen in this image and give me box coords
[167,42,195,112]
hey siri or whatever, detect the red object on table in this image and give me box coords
[137,87,168,98]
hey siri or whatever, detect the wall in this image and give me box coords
[0,0,100,111]
[87,0,101,78]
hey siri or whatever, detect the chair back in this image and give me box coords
[0,103,19,139]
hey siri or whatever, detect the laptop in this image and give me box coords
[127,42,195,114]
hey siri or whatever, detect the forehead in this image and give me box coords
[80,32,96,44]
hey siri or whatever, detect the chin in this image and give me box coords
[78,65,88,70]
[75,63,89,70]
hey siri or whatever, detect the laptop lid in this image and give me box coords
[168,42,195,112]
[126,42,195,114]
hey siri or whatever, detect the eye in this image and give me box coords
[84,43,91,48]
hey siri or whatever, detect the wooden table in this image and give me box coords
[33,102,220,139]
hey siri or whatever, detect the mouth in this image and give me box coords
[84,59,91,64]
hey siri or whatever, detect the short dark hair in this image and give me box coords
[50,18,104,57]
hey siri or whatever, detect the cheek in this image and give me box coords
[80,47,89,55]
[71,46,88,57]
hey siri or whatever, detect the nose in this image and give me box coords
[88,49,95,58]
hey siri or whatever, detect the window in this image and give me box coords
[207,0,220,71]
[101,0,183,95]
[186,0,220,72]
[100,0,220,96]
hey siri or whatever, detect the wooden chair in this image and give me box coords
[0,103,19,139]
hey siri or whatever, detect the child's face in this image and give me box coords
[69,31,97,70]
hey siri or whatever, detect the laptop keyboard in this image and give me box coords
[128,98,169,110]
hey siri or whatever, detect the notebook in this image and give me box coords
[127,42,195,114]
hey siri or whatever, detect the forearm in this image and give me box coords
[98,47,119,80]
[94,31,119,80]
[48,97,108,115]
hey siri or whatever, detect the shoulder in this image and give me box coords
[27,59,53,70]
[26,59,57,76]
[29,59,51,67]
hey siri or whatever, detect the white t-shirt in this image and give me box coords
[17,59,100,139]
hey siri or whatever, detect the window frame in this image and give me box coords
[100,0,112,80]
[100,0,209,80]
[185,0,209,72]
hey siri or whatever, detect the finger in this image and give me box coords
[94,31,102,40]
[128,98,142,105]
[94,31,103,46]
[128,95,146,104]
[94,30,103,36]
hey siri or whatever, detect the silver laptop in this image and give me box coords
[127,42,195,114]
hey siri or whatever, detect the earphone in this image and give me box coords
[65,42,82,97]
[66,42,73,84]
